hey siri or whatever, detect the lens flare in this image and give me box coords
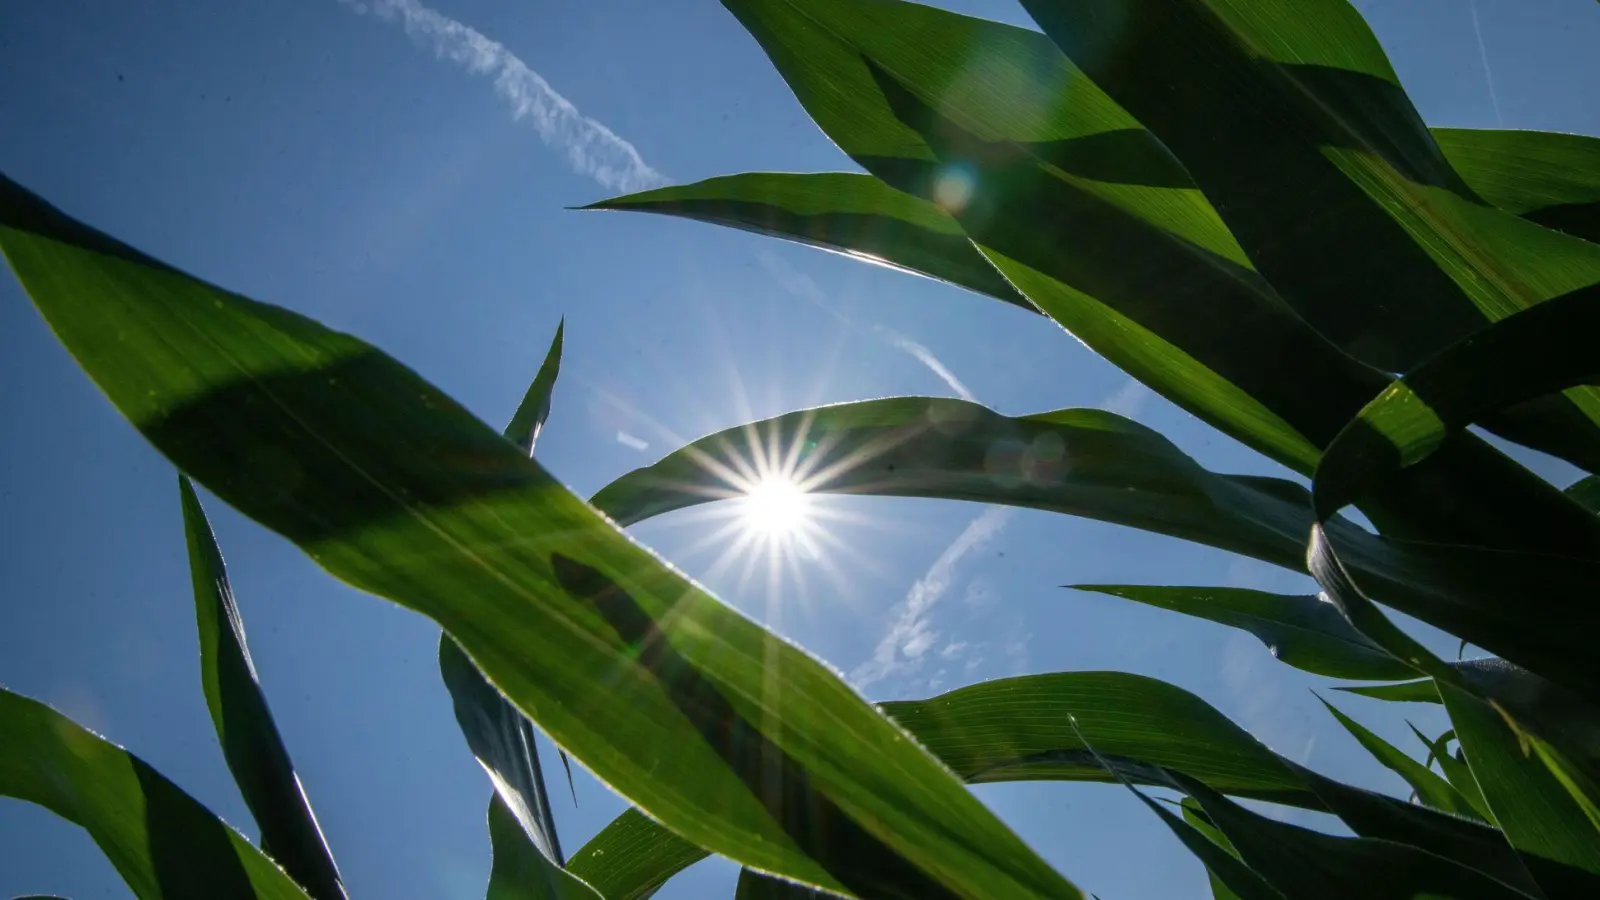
[742,476,811,537]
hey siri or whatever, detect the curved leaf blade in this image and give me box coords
[485,793,600,900]
[1435,128,1600,245]
[564,809,706,900]
[1070,585,1410,681]
[586,172,1032,313]
[735,869,827,899]
[179,477,346,900]
[592,396,1322,572]
[0,173,1079,900]
[1018,0,1600,469]
[0,688,313,900]
[1335,680,1440,704]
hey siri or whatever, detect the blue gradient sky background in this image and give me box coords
[2,1,1597,897]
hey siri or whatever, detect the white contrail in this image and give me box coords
[879,330,976,402]
[851,507,1011,689]
[1468,0,1504,127]
[336,0,664,192]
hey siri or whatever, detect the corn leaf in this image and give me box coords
[564,809,704,900]
[1409,724,1494,824]
[484,794,600,900]
[1068,585,1410,681]
[0,173,1081,900]
[1435,128,1600,245]
[1335,680,1439,703]
[0,688,312,900]
[179,477,346,900]
[735,869,827,899]
[585,173,1030,313]
[1178,800,1252,900]
[592,397,1336,573]
[1316,696,1482,821]
[1018,0,1600,472]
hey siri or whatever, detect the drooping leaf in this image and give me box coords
[484,793,600,900]
[594,394,1592,695]
[1316,696,1482,821]
[0,688,312,900]
[1070,585,1410,681]
[564,809,706,900]
[734,869,828,900]
[716,0,1600,493]
[1017,0,1600,471]
[1109,775,1282,900]
[441,636,565,865]
[0,174,1081,900]
[592,396,1336,573]
[877,672,1313,806]
[586,173,1031,312]
[1434,128,1600,245]
[179,477,346,900]
[506,320,564,455]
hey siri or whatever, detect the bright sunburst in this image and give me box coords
[741,475,812,537]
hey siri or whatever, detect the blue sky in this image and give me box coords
[2,1,1597,897]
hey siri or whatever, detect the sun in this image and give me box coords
[741,475,812,537]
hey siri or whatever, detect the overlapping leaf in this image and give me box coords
[1317,696,1481,820]
[179,477,346,900]
[484,794,599,900]
[1434,128,1600,245]
[565,809,706,900]
[1017,0,1600,474]
[0,173,1081,900]
[0,688,312,900]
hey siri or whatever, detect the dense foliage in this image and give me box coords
[3,0,1600,898]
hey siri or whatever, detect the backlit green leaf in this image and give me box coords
[1317,696,1481,821]
[484,794,600,900]
[0,688,312,900]
[0,172,1080,900]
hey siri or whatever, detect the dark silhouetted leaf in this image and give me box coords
[179,476,346,900]
[1071,585,1410,680]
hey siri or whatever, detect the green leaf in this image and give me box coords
[1316,696,1482,821]
[593,396,1332,572]
[1435,128,1600,245]
[1335,680,1439,703]
[718,0,1338,474]
[1018,0,1600,472]
[1566,475,1600,514]
[586,172,1032,313]
[485,793,600,900]
[440,636,566,865]
[0,688,313,900]
[564,809,705,900]
[506,320,564,454]
[734,869,827,899]
[879,672,1314,805]
[1167,769,1536,900]
[1441,683,1600,887]
[1070,585,1410,681]
[1308,286,1600,699]
[1177,797,1248,896]
[179,477,346,900]
[1410,724,1494,824]
[0,174,1079,900]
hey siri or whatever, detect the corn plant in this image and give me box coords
[3,0,1599,898]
